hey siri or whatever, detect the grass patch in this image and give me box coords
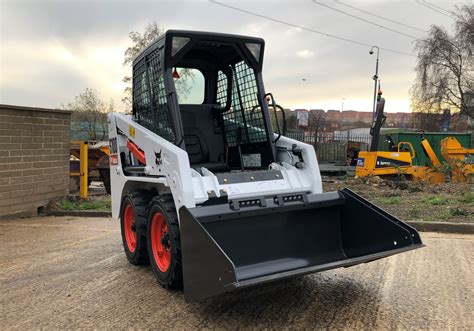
[375,196,402,205]
[408,207,421,219]
[422,196,447,206]
[58,198,111,211]
[449,207,469,217]
[459,192,474,205]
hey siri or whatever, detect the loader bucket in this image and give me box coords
[179,189,423,302]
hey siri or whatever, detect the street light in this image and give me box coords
[339,98,345,132]
[369,46,380,120]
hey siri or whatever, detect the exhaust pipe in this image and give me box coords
[179,189,423,302]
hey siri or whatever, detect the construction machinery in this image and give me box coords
[356,94,445,183]
[441,137,474,183]
[109,30,423,302]
[70,141,111,197]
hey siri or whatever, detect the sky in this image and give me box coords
[0,0,459,113]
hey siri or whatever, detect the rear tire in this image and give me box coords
[147,195,183,289]
[120,190,152,265]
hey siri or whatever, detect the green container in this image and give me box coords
[378,131,472,166]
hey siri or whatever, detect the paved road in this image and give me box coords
[1,216,473,329]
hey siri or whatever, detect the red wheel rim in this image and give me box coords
[150,212,171,272]
[123,203,137,253]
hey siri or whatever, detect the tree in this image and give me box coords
[411,3,474,120]
[122,22,194,107]
[64,88,113,140]
[307,110,326,147]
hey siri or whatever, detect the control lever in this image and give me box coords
[292,144,304,166]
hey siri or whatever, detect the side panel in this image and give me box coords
[109,112,195,215]
[275,135,322,194]
[356,151,412,177]
[340,188,421,257]
[179,206,237,302]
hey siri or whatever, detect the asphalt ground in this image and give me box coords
[1,216,473,329]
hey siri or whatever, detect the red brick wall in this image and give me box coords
[0,104,71,218]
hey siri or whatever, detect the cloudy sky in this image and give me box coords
[0,0,459,113]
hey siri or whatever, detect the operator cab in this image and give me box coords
[132,31,278,174]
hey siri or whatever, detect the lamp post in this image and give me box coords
[339,98,345,132]
[369,46,380,120]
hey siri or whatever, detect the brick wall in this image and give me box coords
[0,104,72,218]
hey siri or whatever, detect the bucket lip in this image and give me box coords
[235,244,425,288]
[186,191,345,223]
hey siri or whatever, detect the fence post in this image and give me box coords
[79,141,88,199]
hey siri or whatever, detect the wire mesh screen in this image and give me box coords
[223,61,268,146]
[216,70,227,107]
[133,48,176,143]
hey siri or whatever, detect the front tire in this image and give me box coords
[147,195,183,289]
[120,191,152,265]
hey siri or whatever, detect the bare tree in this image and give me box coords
[411,3,473,119]
[307,110,326,147]
[64,88,113,141]
[122,22,194,107]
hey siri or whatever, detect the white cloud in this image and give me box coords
[284,27,302,36]
[296,49,315,59]
[1,37,130,109]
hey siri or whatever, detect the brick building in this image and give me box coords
[0,105,71,218]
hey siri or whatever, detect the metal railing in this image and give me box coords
[285,132,372,164]
[285,132,372,145]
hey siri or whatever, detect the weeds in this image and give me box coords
[459,192,474,205]
[375,196,402,205]
[449,207,469,217]
[423,196,447,206]
[408,207,421,219]
[58,198,111,211]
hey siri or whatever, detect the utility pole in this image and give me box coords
[369,46,380,121]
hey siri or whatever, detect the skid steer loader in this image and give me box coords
[109,30,423,302]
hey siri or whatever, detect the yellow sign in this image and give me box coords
[129,125,135,138]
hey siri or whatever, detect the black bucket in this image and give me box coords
[179,189,423,302]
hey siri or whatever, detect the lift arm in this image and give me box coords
[369,98,386,152]
[420,137,443,168]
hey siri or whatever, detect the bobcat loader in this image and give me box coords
[109,30,423,302]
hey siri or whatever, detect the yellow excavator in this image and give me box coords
[441,137,474,183]
[356,93,445,183]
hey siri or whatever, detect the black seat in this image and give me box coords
[181,105,229,174]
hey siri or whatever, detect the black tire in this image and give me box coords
[120,190,153,265]
[147,195,183,289]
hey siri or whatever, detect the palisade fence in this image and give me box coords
[285,132,372,163]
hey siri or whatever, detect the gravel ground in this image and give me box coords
[1,216,473,329]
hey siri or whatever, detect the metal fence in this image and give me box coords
[285,132,372,164]
[285,132,372,145]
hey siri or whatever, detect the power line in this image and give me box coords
[423,0,452,14]
[415,0,453,18]
[334,0,427,33]
[209,0,416,57]
[311,0,419,39]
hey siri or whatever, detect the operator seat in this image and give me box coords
[180,105,229,174]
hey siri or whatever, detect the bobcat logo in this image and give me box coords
[155,150,162,166]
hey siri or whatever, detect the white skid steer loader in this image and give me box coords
[109,30,423,302]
